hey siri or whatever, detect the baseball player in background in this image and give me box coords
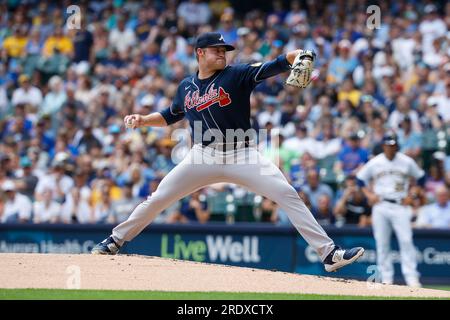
[92,32,364,273]
[356,132,424,287]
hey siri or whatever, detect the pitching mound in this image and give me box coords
[0,253,449,298]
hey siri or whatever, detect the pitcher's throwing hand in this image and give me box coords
[124,114,144,129]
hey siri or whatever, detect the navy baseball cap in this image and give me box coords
[382,132,398,145]
[195,32,235,51]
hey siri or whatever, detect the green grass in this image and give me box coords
[0,289,449,300]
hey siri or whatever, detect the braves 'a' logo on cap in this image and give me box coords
[184,84,231,112]
[219,34,224,41]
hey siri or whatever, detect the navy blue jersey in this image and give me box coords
[160,54,291,145]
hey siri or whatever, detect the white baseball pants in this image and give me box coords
[372,201,420,285]
[112,144,336,261]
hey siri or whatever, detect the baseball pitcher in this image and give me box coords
[92,32,364,273]
[356,132,424,287]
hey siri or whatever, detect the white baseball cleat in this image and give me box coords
[324,246,365,272]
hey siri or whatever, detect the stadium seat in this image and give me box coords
[207,191,234,222]
[234,193,257,222]
[317,155,339,191]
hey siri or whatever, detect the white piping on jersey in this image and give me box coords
[170,85,184,115]
[191,76,198,88]
[205,73,222,91]
[170,103,184,115]
[201,113,211,129]
[204,72,226,139]
[207,107,226,139]
[201,112,215,139]
[205,72,226,140]
[253,62,267,83]
[192,75,226,139]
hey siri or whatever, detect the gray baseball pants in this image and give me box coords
[112,144,335,261]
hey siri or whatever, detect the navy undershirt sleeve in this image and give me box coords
[159,84,185,125]
[159,107,185,125]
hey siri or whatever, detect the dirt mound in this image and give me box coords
[1,253,449,298]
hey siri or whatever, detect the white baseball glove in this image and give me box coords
[286,50,316,88]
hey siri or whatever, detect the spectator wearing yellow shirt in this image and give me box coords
[42,27,74,58]
[2,26,28,58]
[337,77,362,108]
[90,170,123,208]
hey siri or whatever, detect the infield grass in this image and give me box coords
[0,289,449,300]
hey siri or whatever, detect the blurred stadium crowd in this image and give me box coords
[0,0,449,228]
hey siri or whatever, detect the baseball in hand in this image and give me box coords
[125,117,134,128]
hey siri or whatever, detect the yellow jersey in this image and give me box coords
[3,36,28,58]
[42,36,74,57]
